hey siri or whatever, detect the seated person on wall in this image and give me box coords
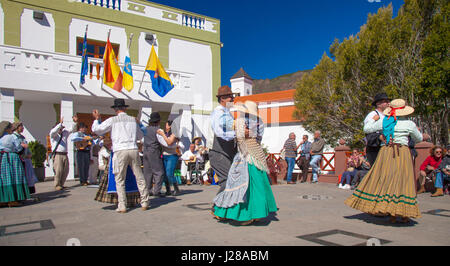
[431,145,450,197]
[338,149,363,190]
[417,145,444,194]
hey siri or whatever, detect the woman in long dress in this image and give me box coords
[94,139,141,207]
[345,99,428,223]
[12,122,38,195]
[213,101,278,225]
[0,121,30,207]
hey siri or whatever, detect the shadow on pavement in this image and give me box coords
[23,189,71,206]
[343,213,418,227]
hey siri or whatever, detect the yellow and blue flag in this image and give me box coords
[80,31,88,85]
[145,45,174,97]
[122,49,133,92]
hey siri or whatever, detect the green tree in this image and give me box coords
[294,0,449,148]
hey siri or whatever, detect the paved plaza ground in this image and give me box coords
[0,178,449,246]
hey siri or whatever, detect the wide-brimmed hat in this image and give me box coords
[372,93,390,106]
[216,85,233,98]
[148,112,161,123]
[234,100,259,117]
[11,121,23,131]
[110,99,129,109]
[192,136,202,143]
[0,121,12,136]
[383,99,414,118]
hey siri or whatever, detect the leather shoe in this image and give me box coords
[287,181,296,184]
[115,208,127,213]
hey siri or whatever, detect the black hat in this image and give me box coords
[111,99,129,109]
[148,112,161,123]
[371,93,390,107]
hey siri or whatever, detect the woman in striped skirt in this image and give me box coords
[345,99,429,223]
[0,121,30,207]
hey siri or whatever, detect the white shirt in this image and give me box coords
[210,105,235,141]
[91,112,143,152]
[364,109,385,128]
[49,123,76,153]
[98,146,111,171]
[181,149,203,163]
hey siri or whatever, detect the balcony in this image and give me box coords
[0,45,195,105]
[77,0,122,10]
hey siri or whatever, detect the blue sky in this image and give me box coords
[148,0,405,86]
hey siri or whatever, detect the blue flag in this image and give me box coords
[80,31,89,85]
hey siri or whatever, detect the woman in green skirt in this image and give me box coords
[213,101,278,225]
[0,121,30,207]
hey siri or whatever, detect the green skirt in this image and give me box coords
[0,152,30,203]
[214,163,278,221]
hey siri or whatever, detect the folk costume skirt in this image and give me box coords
[94,162,140,207]
[0,152,30,203]
[345,145,421,218]
[214,163,278,222]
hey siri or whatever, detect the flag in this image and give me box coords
[145,45,174,97]
[122,48,133,92]
[103,37,123,92]
[80,31,89,85]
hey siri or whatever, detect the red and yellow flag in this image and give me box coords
[103,38,123,92]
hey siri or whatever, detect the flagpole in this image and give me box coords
[138,39,156,94]
[100,29,112,91]
[79,25,88,88]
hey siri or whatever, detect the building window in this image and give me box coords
[76,37,120,59]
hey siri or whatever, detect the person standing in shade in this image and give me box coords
[71,122,92,186]
[364,92,390,166]
[91,99,150,213]
[12,122,38,195]
[140,112,171,197]
[49,116,77,191]
[310,131,325,183]
[297,134,312,183]
[283,133,297,184]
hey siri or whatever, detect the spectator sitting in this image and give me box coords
[417,145,444,194]
[338,149,363,190]
[431,145,450,197]
[351,154,371,190]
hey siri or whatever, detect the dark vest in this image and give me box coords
[211,134,237,161]
[143,126,161,155]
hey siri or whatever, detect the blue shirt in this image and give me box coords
[300,141,312,158]
[210,105,235,141]
[0,133,23,153]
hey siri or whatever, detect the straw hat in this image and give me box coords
[234,100,259,117]
[383,99,414,118]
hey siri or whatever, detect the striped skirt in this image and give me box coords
[0,152,30,203]
[345,145,421,218]
[94,163,141,207]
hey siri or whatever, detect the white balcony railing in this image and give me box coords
[0,45,194,104]
[77,0,122,11]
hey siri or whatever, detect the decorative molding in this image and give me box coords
[162,11,178,21]
[127,2,145,14]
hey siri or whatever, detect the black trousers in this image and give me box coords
[297,156,310,182]
[366,147,380,167]
[76,151,90,184]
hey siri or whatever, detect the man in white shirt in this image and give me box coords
[364,92,390,166]
[91,99,149,213]
[181,143,205,185]
[49,115,77,191]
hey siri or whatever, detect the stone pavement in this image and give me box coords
[0,179,449,246]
